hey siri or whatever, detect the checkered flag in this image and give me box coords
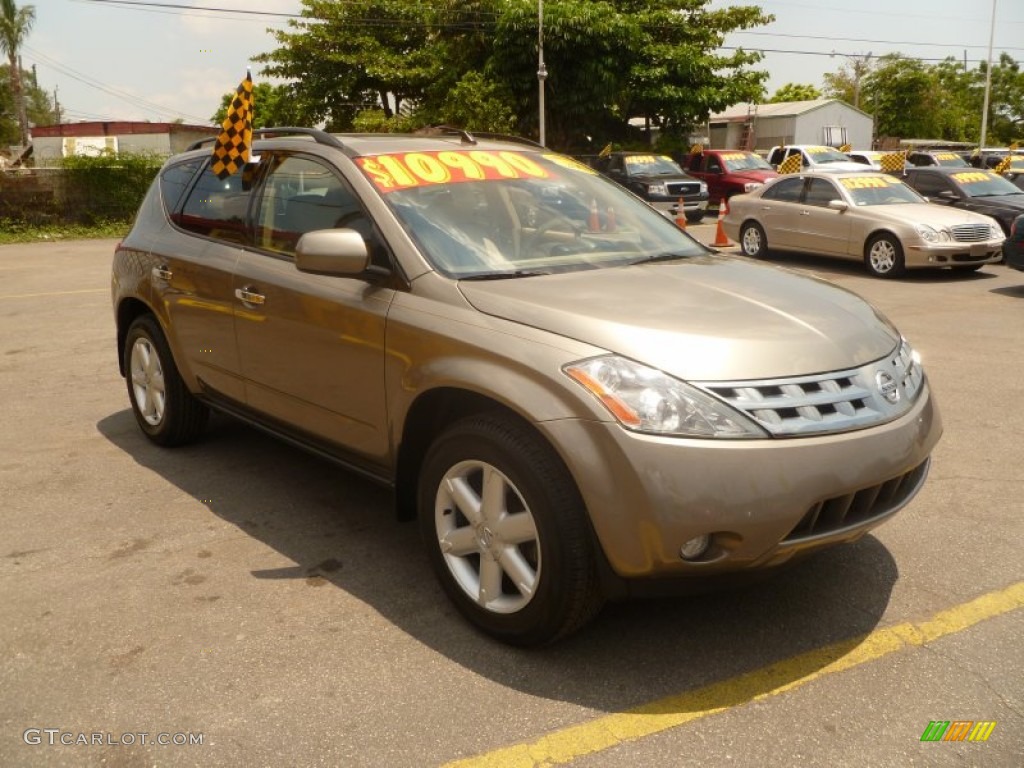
[838,143,852,153]
[212,72,254,180]
[993,154,1012,174]
[879,151,906,173]
[777,153,802,174]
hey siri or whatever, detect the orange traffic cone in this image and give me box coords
[674,197,686,229]
[589,198,600,231]
[713,198,731,247]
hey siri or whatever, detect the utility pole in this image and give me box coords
[851,53,872,110]
[54,85,60,125]
[979,0,997,148]
[537,0,547,147]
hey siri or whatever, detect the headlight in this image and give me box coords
[563,356,768,439]
[990,222,1004,240]
[743,182,763,192]
[647,182,668,196]
[699,182,708,194]
[913,223,950,243]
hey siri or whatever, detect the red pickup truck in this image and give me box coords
[681,150,779,204]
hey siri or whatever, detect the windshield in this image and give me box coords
[839,175,924,206]
[622,154,685,176]
[805,146,854,164]
[356,149,707,278]
[720,152,773,172]
[932,152,969,167]
[949,170,1024,197]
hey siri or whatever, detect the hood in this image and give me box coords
[728,170,778,184]
[869,202,1004,230]
[965,193,1024,214]
[458,256,898,381]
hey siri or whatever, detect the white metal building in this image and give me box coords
[708,99,875,152]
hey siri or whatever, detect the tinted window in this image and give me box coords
[762,177,804,202]
[175,162,254,244]
[803,178,840,207]
[254,155,385,266]
[159,158,203,213]
[906,173,950,198]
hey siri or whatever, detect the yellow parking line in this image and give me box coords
[0,288,107,300]
[444,581,1024,768]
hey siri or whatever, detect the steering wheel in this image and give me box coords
[523,213,584,256]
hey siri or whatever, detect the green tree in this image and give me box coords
[254,0,774,150]
[0,0,34,145]
[0,62,55,145]
[982,53,1024,144]
[822,56,875,109]
[861,55,939,140]
[211,81,303,129]
[770,82,823,103]
[768,83,821,103]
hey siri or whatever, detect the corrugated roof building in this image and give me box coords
[708,99,874,152]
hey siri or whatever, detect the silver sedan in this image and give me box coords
[722,170,1005,277]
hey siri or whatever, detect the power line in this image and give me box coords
[732,30,1024,54]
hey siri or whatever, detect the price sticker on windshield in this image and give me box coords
[806,146,833,155]
[356,150,551,192]
[840,176,894,189]
[721,152,748,162]
[952,171,994,184]
[624,155,663,165]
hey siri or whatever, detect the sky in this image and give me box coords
[24,0,1024,128]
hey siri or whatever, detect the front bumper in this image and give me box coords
[542,382,941,579]
[649,196,709,215]
[905,238,1004,267]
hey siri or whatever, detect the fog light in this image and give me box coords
[680,535,710,561]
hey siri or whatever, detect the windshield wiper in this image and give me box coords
[627,252,692,265]
[459,269,551,281]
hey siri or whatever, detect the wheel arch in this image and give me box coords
[864,227,904,254]
[116,297,158,376]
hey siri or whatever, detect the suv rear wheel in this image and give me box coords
[418,414,603,646]
[124,315,209,446]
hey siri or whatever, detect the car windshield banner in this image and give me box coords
[356,151,594,193]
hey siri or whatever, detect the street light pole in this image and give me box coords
[979,0,997,148]
[538,0,547,147]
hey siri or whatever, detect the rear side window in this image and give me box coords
[907,173,950,198]
[159,158,203,212]
[762,177,804,202]
[174,162,255,245]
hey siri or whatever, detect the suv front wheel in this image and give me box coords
[418,414,603,646]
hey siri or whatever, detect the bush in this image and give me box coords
[59,151,164,223]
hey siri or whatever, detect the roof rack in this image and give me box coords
[414,125,478,145]
[185,126,345,152]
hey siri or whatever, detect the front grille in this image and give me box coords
[785,460,929,541]
[951,223,992,242]
[666,181,701,197]
[699,342,924,437]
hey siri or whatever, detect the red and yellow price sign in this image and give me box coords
[356,150,552,192]
[840,176,894,189]
[952,171,994,184]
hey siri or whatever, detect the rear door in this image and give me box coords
[157,157,251,403]
[756,176,806,249]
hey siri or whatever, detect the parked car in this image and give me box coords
[113,128,942,645]
[907,150,970,168]
[847,150,885,170]
[766,145,867,173]
[723,170,1004,277]
[681,149,779,202]
[1004,213,1024,270]
[899,166,1024,236]
[593,151,709,222]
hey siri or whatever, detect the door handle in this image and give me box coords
[799,210,811,216]
[234,287,266,306]
[152,265,172,281]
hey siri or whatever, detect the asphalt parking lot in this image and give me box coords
[1,232,1022,767]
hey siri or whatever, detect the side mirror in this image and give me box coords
[828,199,849,212]
[937,190,959,202]
[294,229,370,276]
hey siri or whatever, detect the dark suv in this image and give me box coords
[900,166,1024,236]
[593,152,709,223]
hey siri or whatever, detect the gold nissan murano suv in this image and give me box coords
[112,128,942,645]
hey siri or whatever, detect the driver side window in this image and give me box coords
[255,155,367,257]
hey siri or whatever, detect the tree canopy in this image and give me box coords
[252,0,773,151]
[768,83,821,103]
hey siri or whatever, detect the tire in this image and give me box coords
[418,414,603,646]
[864,234,906,278]
[124,315,209,446]
[685,211,705,224]
[739,221,768,259]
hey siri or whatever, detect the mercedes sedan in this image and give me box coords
[723,171,1004,277]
